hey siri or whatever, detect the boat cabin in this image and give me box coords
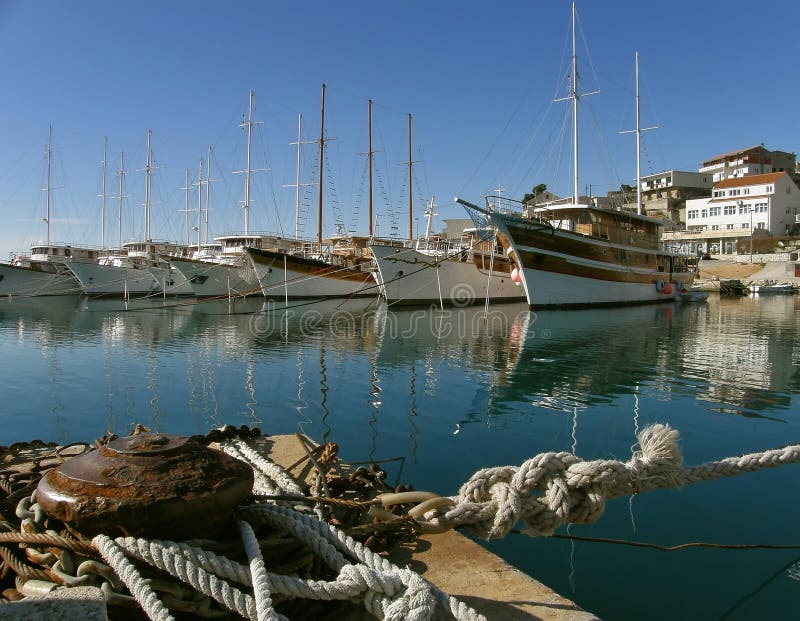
[532,205,663,250]
[123,241,186,260]
[215,234,303,259]
[28,244,101,263]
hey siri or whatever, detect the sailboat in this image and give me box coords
[0,126,101,297]
[246,84,378,300]
[170,91,311,299]
[459,3,695,308]
[370,197,525,307]
[67,131,192,298]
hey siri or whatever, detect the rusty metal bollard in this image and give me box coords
[36,434,253,539]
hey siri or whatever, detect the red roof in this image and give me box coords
[713,172,785,189]
[703,145,765,164]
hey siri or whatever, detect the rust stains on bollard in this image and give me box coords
[36,434,253,539]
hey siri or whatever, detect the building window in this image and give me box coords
[711,224,719,230]
[744,189,750,195]
[729,189,741,196]
[739,204,749,214]
[687,210,698,219]
[724,205,736,215]
[726,223,734,229]
[766,185,773,192]
[701,209,708,217]
[709,206,721,216]
[742,223,749,229]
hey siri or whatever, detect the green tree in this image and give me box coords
[523,183,548,203]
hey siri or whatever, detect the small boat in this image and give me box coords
[750,281,797,295]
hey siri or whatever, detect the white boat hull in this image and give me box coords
[248,248,376,299]
[370,244,525,306]
[517,266,688,306]
[0,263,81,296]
[169,257,260,298]
[69,263,188,297]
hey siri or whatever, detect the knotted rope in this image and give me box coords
[80,425,800,620]
[400,424,800,539]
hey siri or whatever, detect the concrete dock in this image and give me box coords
[267,434,598,621]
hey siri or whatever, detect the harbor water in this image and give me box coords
[1,293,798,620]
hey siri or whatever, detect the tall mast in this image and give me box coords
[570,2,579,205]
[294,112,303,239]
[635,51,642,215]
[100,137,108,248]
[554,2,596,205]
[284,114,314,240]
[295,113,303,240]
[142,129,153,241]
[234,90,265,235]
[317,83,326,246]
[407,113,413,241]
[243,90,253,235]
[368,99,373,236]
[117,152,126,248]
[620,51,656,215]
[183,168,191,247]
[44,125,53,245]
[196,158,203,250]
[205,145,212,244]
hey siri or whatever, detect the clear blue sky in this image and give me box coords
[1,0,798,257]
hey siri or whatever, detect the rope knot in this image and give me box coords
[383,568,437,621]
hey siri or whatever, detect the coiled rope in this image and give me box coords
[35,424,800,621]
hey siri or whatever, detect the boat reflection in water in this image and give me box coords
[1,293,799,618]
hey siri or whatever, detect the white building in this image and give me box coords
[664,172,800,255]
[699,145,796,183]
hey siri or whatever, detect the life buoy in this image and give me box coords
[511,267,522,285]
[662,282,673,295]
[656,280,665,292]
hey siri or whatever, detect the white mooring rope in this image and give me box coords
[90,423,800,621]
[401,424,800,539]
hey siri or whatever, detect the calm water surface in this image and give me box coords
[1,293,799,620]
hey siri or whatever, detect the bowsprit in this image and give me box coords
[35,434,254,539]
